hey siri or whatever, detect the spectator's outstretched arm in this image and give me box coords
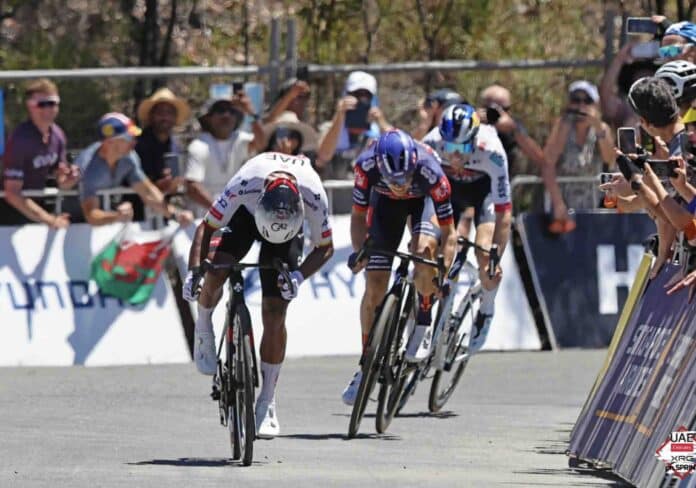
[542,117,571,217]
[412,99,436,141]
[80,196,129,226]
[234,92,265,153]
[132,179,193,225]
[599,42,635,125]
[4,179,69,228]
[185,180,214,209]
[316,96,356,170]
[263,81,310,124]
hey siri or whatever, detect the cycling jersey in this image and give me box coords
[423,124,512,213]
[352,140,454,226]
[204,151,332,248]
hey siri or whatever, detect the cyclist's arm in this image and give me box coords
[439,219,457,271]
[301,183,335,278]
[484,146,513,257]
[299,242,334,280]
[188,220,216,270]
[429,172,456,269]
[351,164,371,251]
[492,207,512,256]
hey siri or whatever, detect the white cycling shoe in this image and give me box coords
[469,313,492,353]
[341,370,362,406]
[405,324,433,363]
[255,399,280,439]
[194,328,217,375]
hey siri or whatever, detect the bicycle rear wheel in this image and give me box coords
[428,287,479,412]
[348,293,397,438]
[376,288,415,433]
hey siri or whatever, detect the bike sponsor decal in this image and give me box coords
[656,427,696,480]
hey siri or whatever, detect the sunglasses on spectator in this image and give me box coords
[31,96,60,108]
[569,94,594,105]
[210,104,238,115]
[659,43,693,58]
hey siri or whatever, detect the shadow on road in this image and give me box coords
[395,410,458,419]
[127,458,265,468]
[278,432,401,441]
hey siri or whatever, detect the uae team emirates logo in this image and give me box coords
[656,426,696,480]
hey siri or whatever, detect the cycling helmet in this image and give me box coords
[375,129,418,185]
[254,175,304,244]
[439,103,481,153]
[655,60,696,105]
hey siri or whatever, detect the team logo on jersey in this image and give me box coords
[432,176,451,202]
[362,158,376,171]
[490,152,505,167]
[420,165,438,184]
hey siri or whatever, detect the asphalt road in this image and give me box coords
[0,350,627,487]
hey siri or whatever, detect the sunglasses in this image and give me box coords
[569,95,593,105]
[443,141,474,154]
[210,104,237,115]
[659,43,692,58]
[32,98,60,108]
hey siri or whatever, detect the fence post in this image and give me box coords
[269,17,281,103]
[603,9,617,69]
[285,18,297,80]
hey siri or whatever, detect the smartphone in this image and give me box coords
[232,81,244,94]
[345,100,371,131]
[678,131,693,159]
[599,172,615,185]
[163,152,180,177]
[618,127,637,154]
[647,159,678,178]
[630,41,660,59]
[626,17,658,35]
[296,65,309,82]
[640,127,655,154]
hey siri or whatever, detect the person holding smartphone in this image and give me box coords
[543,80,615,228]
[315,71,392,181]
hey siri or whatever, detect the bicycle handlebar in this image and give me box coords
[197,258,296,296]
[455,237,499,281]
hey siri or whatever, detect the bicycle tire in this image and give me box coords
[235,305,255,466]
[347,293,397,438]
[376,287,415,433]
[228,316,242,460]
[428,287,479,412]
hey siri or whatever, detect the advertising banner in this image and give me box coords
[171,215,541,358]
[0,222,190,366]
[517,211,656,348]
[569,263,696,487]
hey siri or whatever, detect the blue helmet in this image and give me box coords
[439,103,480,153]
[375,129,418,185]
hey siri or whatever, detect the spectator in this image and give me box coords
[76,112,192,227]
[185,85,264,213]
[315,71,392,179]
[264,77,311,124]
[661,21,696,64]
[1,78,79,227]
[599,43,656,131]
[544,80,615,215]
[412,88,463,141]
[135,87,191,194]
[262,111,319,156]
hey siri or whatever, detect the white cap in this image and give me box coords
[568,80,599,103]
[345,71,377,95]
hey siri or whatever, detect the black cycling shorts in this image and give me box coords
[214,206,302,299]
[365,191,441,271]
[449,176,495,227]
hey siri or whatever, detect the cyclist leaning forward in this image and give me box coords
[342,129,457,405]
[183,151,334,438]
[423,103,512,352]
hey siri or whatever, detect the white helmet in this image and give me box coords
[655,60,696,103]
[254,176,304,244]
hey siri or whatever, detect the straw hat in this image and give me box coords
[137,87,191,126]
[263,111,319,152]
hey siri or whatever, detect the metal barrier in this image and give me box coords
[510,174,603,214]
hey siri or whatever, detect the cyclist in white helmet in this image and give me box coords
[656,60,696,115]
[182,151,334,439]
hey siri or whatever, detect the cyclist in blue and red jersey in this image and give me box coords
[342,129,457,405]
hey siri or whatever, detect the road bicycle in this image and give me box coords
[347,241,445,438]
[198,257,294,466]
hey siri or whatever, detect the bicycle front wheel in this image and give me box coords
[348,293,398,438]
[428,287,479,413]
[230,306,256,466]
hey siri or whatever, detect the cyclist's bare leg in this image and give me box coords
[361,271,390,345]
[260,297,290,363]
[474,222,500,314]
[410,233,439,297]
[196,250,233,327]
[457,207,475,241]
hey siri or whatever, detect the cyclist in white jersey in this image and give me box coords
[423,103,512,351]
[182,151,334,438]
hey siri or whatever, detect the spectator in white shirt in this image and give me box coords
[185,85,263,213]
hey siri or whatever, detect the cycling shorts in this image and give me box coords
[365,191,441,271]
[213,206,302,299]
[450,176,495,227]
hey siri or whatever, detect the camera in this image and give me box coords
[486,103,504,124]
[626,17,658,35]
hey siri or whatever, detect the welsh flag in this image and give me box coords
[90,224,178,305]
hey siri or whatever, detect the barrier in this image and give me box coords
[0,222,190,366]
[516,211,656,349]
[568,262,696,487]
[170,215,541,358]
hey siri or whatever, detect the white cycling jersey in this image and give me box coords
[204,151,333,248]
[423,124,512,209]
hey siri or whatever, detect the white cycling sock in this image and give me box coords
[258,361,282,404]
[196,304,214,334]
[480,285,499,316]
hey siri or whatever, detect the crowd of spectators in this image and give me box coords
[2,16,696,237]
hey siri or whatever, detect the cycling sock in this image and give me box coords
[416,293,435,325]
[480,285,499,316]
[258,361,282,404]
[196,304,214,333]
